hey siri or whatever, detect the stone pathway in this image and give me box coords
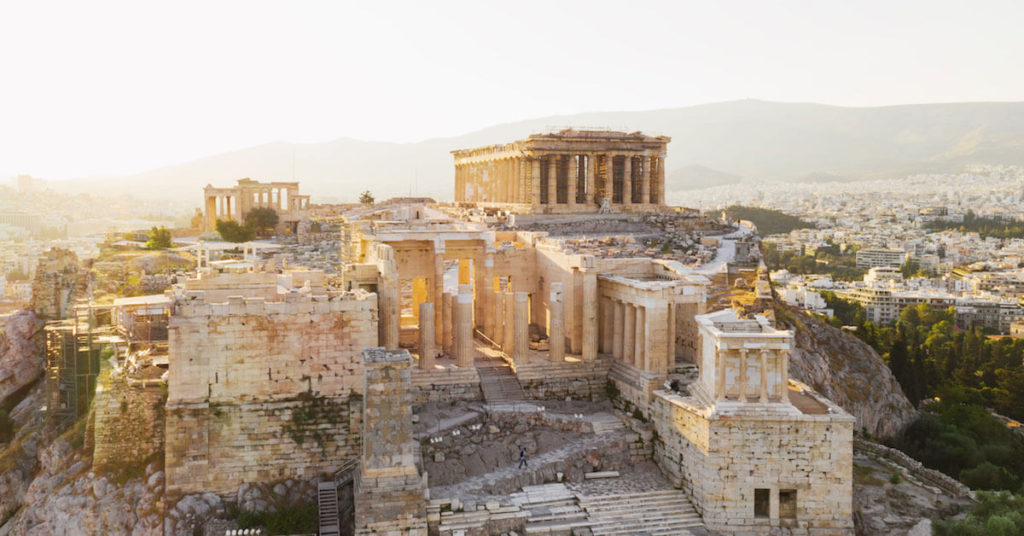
[429,429,629,500]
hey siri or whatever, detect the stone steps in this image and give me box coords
[476,358,526,403]
[579,489,704,536]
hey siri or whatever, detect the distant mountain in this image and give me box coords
[52,100,1024,206]
[667,164,742,191]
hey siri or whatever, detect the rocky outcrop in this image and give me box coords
[1,437,164,536]
[0,309,43,408]
[776,304,916,438]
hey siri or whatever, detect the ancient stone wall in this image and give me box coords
[165,289,375,498]
[652,391,855,535]
[514,359,610,401]
[92,373,165,470]
[165,395,362,498]
[410,367,482,404]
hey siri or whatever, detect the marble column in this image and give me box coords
[604,154,614,203]
[531,158,541,207]
[600,297,614,354]
[623,303,635,364]
[738,349,748,400]
[513,291,529,363]
[442,292,453,355]
[759,350,769,403]
[455,291,474,367]
[640,155,651,205]
[433,254,444,344]
[547,157,558,205]
[566,155,577,208]
[379,275,400,349]
[549,282,564,361]
[582,272,598,361]
[623,155,633,206]
[585,154,596,206]
[634,305,645,370]
[504,290,515,354]
[481,255,495,339]
[418,302,435,370]
[612,299,624,359]
[657,155,666,205]
[494,279,506,347]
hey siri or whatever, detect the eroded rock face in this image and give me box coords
[2,438,164,536]
[0,308,43,407]
[778,305,917,439]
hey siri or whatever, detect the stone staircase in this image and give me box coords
[476,357,526,403]
[317,480,341,536]
[578,489,704,536]
[514,484,589,535]
[588,413,625,434]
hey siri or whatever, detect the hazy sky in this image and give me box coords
[1,0,1021,179]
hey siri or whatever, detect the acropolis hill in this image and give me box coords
[3,129,957,536]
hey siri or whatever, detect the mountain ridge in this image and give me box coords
[44,99,1024,205]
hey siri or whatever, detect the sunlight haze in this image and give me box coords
[1,0,1021,179]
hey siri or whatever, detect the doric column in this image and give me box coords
[547,157,558,205]
[442,292,453,355]
[531,158,541,208]
[582,272,598,361]
[504,291,516,354]
[612,300,624,359]
[600,297,613,354]
[657,155,666,205]
[585,154,596,206]
[566,155,577,208]
[480,254,495,338]
[623,303,635,364]
[549,282,564,361]
[380,277,400,349]
[641,155,651,205]
[634,305,645,370]
[418,302,435,370]
[455,291,474,367]
[512,159,520,204]
[666,303,676,369]
[623,156,632,206]
[494,278,506,347]
[604,154,614,203]
[513,292,529,363]
[433,254,444,344]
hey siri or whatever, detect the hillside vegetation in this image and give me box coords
[722,205,814,236]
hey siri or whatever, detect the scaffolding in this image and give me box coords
[44,302,112,429]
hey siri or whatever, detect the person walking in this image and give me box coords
[518,447,528,469]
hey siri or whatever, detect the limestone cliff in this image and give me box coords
[0,309,43,408]
[775,304,917,438]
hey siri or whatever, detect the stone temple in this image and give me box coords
[149,129,854,535]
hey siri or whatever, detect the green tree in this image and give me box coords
[359,190,375,205]
[899,259,920,279]
[244,207,279,237]
[216,219,255,242]
[145,226,173,250]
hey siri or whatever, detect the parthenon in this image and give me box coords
[451,129,669,212]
